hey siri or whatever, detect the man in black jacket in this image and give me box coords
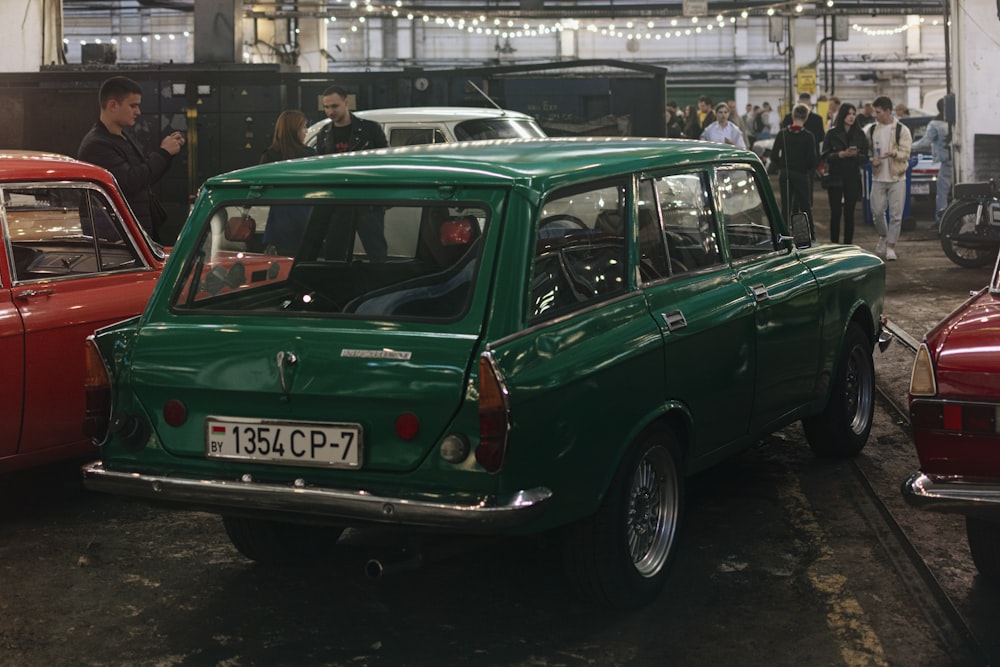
[772,104,819,237]
[78,76,184,242]
[781,92,825,154]
[316,85,388,155]
[315,86,390,260]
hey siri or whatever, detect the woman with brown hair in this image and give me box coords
[682,104,701,139]
[260,111,316,253]
[260,110,315,164]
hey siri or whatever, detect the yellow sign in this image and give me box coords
[796,68,817,95]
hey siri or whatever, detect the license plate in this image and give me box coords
[911,183,930,195]
[206,417,362,468]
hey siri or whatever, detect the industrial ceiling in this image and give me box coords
[61,1,952,19]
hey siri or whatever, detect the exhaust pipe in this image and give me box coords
[363,535,501,580]
[365,553,424,580]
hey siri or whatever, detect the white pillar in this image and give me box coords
[298,17,328,72]
[791,14,818,97]
[559,21,578,59]
[0,0,63,72]
[733,21,749,109]
[903,15,922,111]
[952,0,1000,181]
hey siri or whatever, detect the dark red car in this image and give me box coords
[0,151,166,473]
[904,252,1000,585]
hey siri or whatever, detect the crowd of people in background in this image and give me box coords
[665,91,895,148]
[77,73,945,265]
[669,91,943,260]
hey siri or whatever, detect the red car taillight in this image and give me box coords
[82,337,111,442]
[912,401,1000,434]
[476,353,510,473]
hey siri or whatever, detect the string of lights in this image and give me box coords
[64,1,943,49]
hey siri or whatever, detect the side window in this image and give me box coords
[717,166,775,260]
[2,185,139,282]
[530,181,627,322]
[84,190,142,271]
[388,128,447,146]
[653,172,722,272]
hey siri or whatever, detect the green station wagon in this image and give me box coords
[83,138,887,608]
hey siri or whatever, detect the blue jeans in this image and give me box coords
[935,160,952,227]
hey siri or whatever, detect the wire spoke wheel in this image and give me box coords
[803,322,875,457]
[844,342,874,436]
[941,201,996,268]
[627,447,679,577]
[561,428,684,608]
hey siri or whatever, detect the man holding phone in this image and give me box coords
[866,96,912,260]
[78,75,184,242]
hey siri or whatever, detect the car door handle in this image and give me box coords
[750,284,769,302]
[661,310,688,332]
[16,289,55,300]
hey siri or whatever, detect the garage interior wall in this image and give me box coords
[31,5,947,115]
[14,2,1000,178]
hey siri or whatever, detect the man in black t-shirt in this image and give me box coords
[315,86,390,259]
[316,86,388,155]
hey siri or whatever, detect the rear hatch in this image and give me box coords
[130,187,504,474]
[131,321,480,472]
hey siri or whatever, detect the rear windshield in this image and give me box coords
[172,198,489,321]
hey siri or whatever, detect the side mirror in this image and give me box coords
[790,212,812,249]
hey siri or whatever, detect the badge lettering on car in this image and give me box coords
[341,349,412,360]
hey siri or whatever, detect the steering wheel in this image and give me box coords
[538,214,588,239]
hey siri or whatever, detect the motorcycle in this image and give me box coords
[939,180,1000,268]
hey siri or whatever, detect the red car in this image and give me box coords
[0,151,166,473]
[904,252,1000,585]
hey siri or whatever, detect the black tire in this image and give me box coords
[803,323,875,458]
[940,201,995,268]
[966,516,1000,586]
[561,427,684,608]
[222,516,344,565]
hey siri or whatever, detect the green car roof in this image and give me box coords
[208,137,759,193]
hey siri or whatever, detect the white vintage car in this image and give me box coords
[304,106,546,149]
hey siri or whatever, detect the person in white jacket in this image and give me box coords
[763,101,781,139]
[700,103,746,148]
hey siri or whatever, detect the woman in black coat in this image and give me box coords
[260,111,316,253]
[821,103,870,244]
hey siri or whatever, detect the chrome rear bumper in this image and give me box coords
[902,471,1000,519]
[82,460,552,532]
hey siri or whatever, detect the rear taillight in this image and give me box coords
[82,337,111,442]
[909,344,937,396]
[476,353,510,472]
[911,400,1000,435]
